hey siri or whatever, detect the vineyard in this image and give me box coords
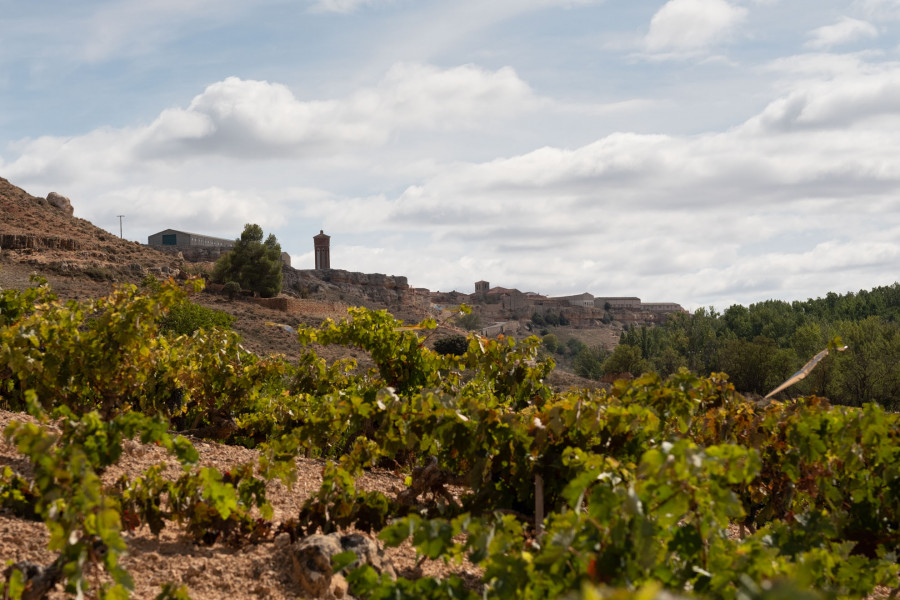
[2,276,900,599]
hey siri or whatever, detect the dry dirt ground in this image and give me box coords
[0,409,481,599]
[0,175,616,597]
[1,177,894,599]
[0,263,592,599]
[0,178,483,597]
[555,325,623,352]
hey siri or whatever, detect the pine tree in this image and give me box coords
[212,224,283,298]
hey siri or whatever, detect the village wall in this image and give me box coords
[248,296,348,319]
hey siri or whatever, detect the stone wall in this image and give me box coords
[481,321,521,337]
[154,246,230,262]
[248,296,349,319]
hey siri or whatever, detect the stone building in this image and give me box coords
[553,292,596,308]
[594,297,642,310]
[314,230,331,270]
[642,302,686,313]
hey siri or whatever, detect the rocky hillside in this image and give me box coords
[0,177,186,283]
[0,178,439,362]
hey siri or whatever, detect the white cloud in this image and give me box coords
[309,0,601,16]
[744,60,900,131]
[80,0,245,62]
[644,0,748,55]
[763,51,884,79]
[6,53,900,307]
[805,17,878,50]
[854,0,900,20]
[308,0,391,14]
[138,65,538,158]
[280,59,900,302]
[3,64,540,181]
[91,186,290,237]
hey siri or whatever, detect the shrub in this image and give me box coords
[160,301,235,336]
[455,312,482,331]
[542,334,560,354]
[573,345,609,379]
[223,281,242,300]
[565,337,587,357]
[434,335,469,356]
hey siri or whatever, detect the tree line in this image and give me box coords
[568,283,900,409]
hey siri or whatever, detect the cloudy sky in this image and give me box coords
[3,0,900,309]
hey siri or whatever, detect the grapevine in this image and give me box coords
[1,277,900,599]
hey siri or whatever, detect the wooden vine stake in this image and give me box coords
[535,474,545,541]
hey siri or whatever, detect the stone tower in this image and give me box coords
[314,230,330,270]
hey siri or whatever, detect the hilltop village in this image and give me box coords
[147,227,686,336]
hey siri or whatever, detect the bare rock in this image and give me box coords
[330,573,348,599]
[46,192,74,217]
[290,532,394,598]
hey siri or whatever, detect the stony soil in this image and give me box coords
[0,409,480,599]
[0,175,602,597]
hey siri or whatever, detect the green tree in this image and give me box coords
[434,335,469,356]
[652,346,687,377]
[565,337,587,357]
[542,334,560,354]
[717,336,796,395]
[573,345,609,380]
[456,312,482,331]
[212,224,283,298]
[828,317,900,408]
[601,343,649,376]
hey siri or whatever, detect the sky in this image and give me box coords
[2,0,900,310]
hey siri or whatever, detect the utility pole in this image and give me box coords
[117,215,125,239]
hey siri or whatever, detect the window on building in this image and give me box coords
[162,234,177,246]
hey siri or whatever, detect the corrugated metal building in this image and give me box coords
[147,229,234,249]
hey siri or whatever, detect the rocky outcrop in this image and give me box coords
[0,233,80,251]
[282,268,410,306]
[314,269,408,290]
[290,532,395,598]
[46,192,73,217]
